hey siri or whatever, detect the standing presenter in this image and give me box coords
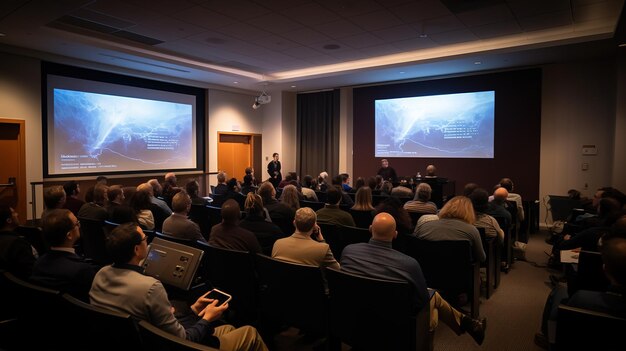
[267,153,282,188]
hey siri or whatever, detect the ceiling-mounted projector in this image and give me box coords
[252,92,271,109]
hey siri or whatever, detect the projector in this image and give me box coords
[256,94,271,104]
[252,92,271,109]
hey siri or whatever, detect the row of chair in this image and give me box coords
[0,270,218,351]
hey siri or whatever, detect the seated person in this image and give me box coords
[30,209,97,301]
[300,175,318,201]
[258,181,295,223]
[42,185,67,219]
[213,172,228,196]
[240,174,257,196]
[316,186,356,227]
[78,184,108,222]
[162,191,207,243]
[239,193,284,255]
[0,205,36,279]
[208,199,262,254]
[404,183,437,214]
[272,207,339,269]
[469,189,504,243]
[89,223,268,351]
[62,181,84,217]
[186,179,209,206]
[414,196,486,263]
[341,213,486,345]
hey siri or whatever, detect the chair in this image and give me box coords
[555,304,626,350]
[573,250,609,294]
[408,212,427,229]
[324,267,431,351]
[255,254,328,337]
[477,227,496,299]
[405,237,480,317]
[77,217,110,264]
[61,293,143,350]
[188,204,211,236]
[2,271,65,348]
[271,216,295,237]
[317,222,342,258]
[15,225,48,255]
[493,215,511,274]
[315,191,327,203]
[155,231,198,247]
[138,320,220,351]
[336,224,371,259]
[205,205,223,230]
[348,209,374,228]
[196,242,258,325]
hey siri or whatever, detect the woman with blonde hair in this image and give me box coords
[414,196,485,262]
[279,184,300,211]
[350,186,375,228]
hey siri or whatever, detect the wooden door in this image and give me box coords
[0,119,26,223]
[218,134,251,181]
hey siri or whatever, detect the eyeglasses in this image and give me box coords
[136,235,148,245]
[73,220,81,229]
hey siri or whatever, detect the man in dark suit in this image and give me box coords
[208,199,262,254]
[30,209,97,301]
[267,152,282,188]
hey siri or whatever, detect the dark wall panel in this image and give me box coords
[352,69,541,200]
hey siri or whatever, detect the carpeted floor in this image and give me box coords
[272,231,554,351]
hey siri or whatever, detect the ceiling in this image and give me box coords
[0,0,624,92]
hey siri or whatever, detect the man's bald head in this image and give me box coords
[370,212,397,242]
[494,187,509,201]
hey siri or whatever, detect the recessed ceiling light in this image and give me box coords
[474,61,482,65]
[0,33,5,37]
[233,81,239,84]
[619,43,626,47]
[290,85,296,88]
[419,34,428,38]
[323,44,341,50]
[399,71,405,74]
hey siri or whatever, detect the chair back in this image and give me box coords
[138,320,220,351]
[317,222,342,258]
[61,293,142,349]
[196,242,258,324]
[15,225,49,255]
[205,206,223,230]
[155,231,198,247]
[188,204,211,236]
[77,217,110,264]
[315,191,327,203]
[408,212,426,228]
[405,237,480,317]
[2,271,64,348]
[576,250,609,293]
[324,267,430,351]
[271,216,295,238]
[348,209,374,228]
[336,225,371,259]
[556,304,626,350]
[255,254,328,335]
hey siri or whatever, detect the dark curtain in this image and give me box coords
[296,89,340,179]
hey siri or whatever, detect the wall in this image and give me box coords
[207,89,261,186]
[0,52,43,219]
[612,48,626,191]
[540,58,617,225]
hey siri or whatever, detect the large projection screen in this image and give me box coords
[375,91,495,158]
[42,62,205,178]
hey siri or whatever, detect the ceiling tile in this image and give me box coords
[470,20,523,39]
[171,6,236,30]
[280,2,341,26]
[316,0,385,17]
[340,32,388,49]
[506,0,571,18]
[201,0,271,21]
[573,0,623,23]
[246,12,304,35]
[428,28,479,45]
[251,34,303,52]
[391,36,439,50]
[348,9,404,31]
[456,3,515,27]
[423,15,465,34]
[518,10,573,32]
[128,0,196,15]
[388,0,451,23]
[129,15,206,42]
[214,21,272,41]
[312,19,366,38]
[85,0,162,25]
[280,27,331,45]
[373,24,422,41]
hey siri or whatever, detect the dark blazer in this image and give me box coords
[77,202,108,222]
[267,160,282,183]
[30,249,97,301]
[0,229,36,279]
[208,223,262,254]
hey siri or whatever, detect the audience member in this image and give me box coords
[279,184,301,211]
[318,171,329,192]
[331,175,354,206]
[499,178,524,222]
[220,178,245,209]
[257,181,295,224]
[340,173,352,192]
[244,167,257,186]
[186,179,209,205]
[62,181,84,216]
[316,186,356,227]
[469,189,504,242]
[78,184,108,221]
[300,175,319,201]
[374,196,412,237]
[42,185,67,218]
[208,199,261,254]
[486,187,512,225]
[0,205,35,278]
[272,207,339,269]
[377,158,398,183]
[130,188,155,230]
[391,182,413,198]
[240,174,257,196]
[84,176,108,203]
[239,193,283,255]
[213,172,228,196]
[463,183,479,197]
[352,177,365,193]
[352,186,375,212]
[162,191,206,243]
[31,209,97,301]
[106,185,125,209]
[340,213,486,345]
[162,172,180,199]
[414,196,486,262]
[147,179,173,215]
[90,223,268,351]
[403,183,437,214]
